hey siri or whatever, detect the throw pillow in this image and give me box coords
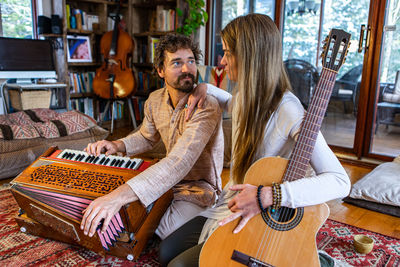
[349,161,400,207]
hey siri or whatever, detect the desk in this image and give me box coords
[376,101,400,132]
[1,82,67,114]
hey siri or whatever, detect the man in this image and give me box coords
[81,34,224,240]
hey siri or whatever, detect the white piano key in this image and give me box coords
[56,149,142,170]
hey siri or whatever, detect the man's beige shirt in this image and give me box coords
[120,88,223,208]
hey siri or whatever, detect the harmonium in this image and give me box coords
[10,146,173,260]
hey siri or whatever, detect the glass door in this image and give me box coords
[368,0,400,158]
[283,0,369,150]
[318,0,369,150]
[282,0,399,159]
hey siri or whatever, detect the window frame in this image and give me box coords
[0,0,38,39]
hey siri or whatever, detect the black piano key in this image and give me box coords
[118,160,124,167]
[99,157,106,164]
[125,160,132,168]
[130,161,136,169]
[104,158,110,165]
[93,157,100,164]
[70,153,76,160]
[115,159,120,167]
[110,159,116,166]
[84,156,91,162]
[74,154,81,161]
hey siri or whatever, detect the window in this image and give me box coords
[209,0,275,66]
[0,0,34,38]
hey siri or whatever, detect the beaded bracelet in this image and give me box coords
[257,185,268,213]
[271,182,282,212]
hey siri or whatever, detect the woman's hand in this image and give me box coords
[185,83,208,121]
[85,140,125,156]
[219,184,273,233]
[80,184,138,237]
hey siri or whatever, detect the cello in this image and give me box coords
[93,3,136,100]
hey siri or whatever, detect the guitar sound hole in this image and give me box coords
[270,207,296,223]
[261,207,304,231]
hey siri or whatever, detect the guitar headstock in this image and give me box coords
[321,29,351,72]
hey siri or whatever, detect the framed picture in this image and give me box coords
[66,35,92,62]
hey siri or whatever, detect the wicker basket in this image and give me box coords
[9,89,52,110]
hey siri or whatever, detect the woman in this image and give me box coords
[159,13,350,267]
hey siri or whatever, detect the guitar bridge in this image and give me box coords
[231,250,274,267]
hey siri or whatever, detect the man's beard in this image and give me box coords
[174,73,196,93]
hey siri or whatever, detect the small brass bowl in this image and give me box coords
[354,234,374,254]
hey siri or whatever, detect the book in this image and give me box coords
[156,5,165,31]
[148,37,160,63]
[66,4,71,29]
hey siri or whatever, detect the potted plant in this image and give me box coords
[176,0,208,36]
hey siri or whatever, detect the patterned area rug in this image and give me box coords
[0,188,159,266]
[317,219,400,266]
[1,188,399,266]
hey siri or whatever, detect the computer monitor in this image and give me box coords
[0,37,57,83]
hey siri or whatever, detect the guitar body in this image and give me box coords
[200,157,330,267]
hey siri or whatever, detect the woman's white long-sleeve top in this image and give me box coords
[204,84,351,213]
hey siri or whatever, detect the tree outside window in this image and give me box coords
[380,0,400,83]
[0,0,33,39]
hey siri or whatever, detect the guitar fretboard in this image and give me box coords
[283,68,338,182]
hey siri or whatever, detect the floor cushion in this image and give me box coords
[343,160,400,217]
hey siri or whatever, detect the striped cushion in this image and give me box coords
[198,65,233,119]
[197,65,233,93]
[0,109,98,140]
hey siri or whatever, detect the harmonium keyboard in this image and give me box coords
[10,146,173,260]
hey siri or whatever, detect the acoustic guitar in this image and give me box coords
[199,29,351,267]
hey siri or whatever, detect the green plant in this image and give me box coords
[176,0,208,36]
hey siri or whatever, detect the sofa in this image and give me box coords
[0,108,108,179]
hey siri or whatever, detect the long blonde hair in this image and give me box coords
[222,14,292,184]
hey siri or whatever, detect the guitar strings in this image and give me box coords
[251,59,339,264]
[257,69,336,263]
[272,69,334,262]
[256,217,272,260]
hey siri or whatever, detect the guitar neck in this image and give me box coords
[283,68,338,182]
